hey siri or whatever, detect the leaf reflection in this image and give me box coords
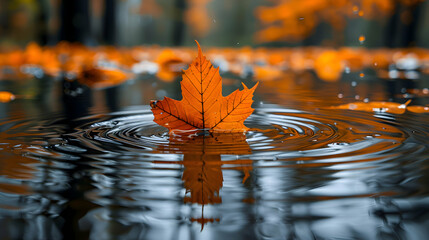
[154,133,252,230]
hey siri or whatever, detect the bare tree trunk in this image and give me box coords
[59,0,93,44]
[102,0,116,45]
[37,0,49,45]
[385,2,422,47]
[172,0,186,46]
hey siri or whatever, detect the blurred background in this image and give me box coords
[0,0,428,47]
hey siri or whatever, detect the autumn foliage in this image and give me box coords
[255,0,424,42]
[150,41,259,133]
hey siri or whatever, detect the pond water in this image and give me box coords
[0,71,428,240]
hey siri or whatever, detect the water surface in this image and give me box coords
[0,72,428,239]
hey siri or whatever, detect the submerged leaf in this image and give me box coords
[151,41,258,133]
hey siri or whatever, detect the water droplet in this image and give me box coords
[260,101,264,105]
[359,73,365,78]
[236,42,240,45]
[355,95,360,100]
[351,81,357,87]
[363,98,369,103]
[423,88,429,94]
[298,17,304,21]
[374,62,378,67]
[338,93,344,98]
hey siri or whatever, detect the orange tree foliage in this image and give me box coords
[185,0,213,37]
[151,41,259,133]
[255,0,424,42]
[138,0,212,37]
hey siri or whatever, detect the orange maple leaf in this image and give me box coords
[151,41,259,133]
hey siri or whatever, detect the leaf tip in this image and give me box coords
[195,40,203,59]
[150,100,158,108]
[241,81,259,91]
[253,81,260,89]
[404,99,412,106]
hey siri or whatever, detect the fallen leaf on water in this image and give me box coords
[0,91,16,103]
[151,41,259,133]
[331,100,411,114]
[40,49,61,77]
[77,67,129,89]
[407,105,429,113]
[314,50,343,82]
[253,65,284,81]
[155,49,189,82]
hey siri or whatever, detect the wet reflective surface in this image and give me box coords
[0,72,429,240]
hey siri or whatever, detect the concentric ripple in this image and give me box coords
[56,105,429,201]
[1,103,428,239]
[56,104,421,167]
[1,105,427,181]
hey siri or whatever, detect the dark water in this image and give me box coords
[0,72,429,240]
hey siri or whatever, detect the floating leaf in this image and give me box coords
[151,41,259,133]
[253,65,284,81]
[407,105,429,113]
[0,91,16,103]
[155,49,188,82]
[314,51,343,82]
[331,100,429,114]
[331,100,411,114]
[77,67,129,89]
